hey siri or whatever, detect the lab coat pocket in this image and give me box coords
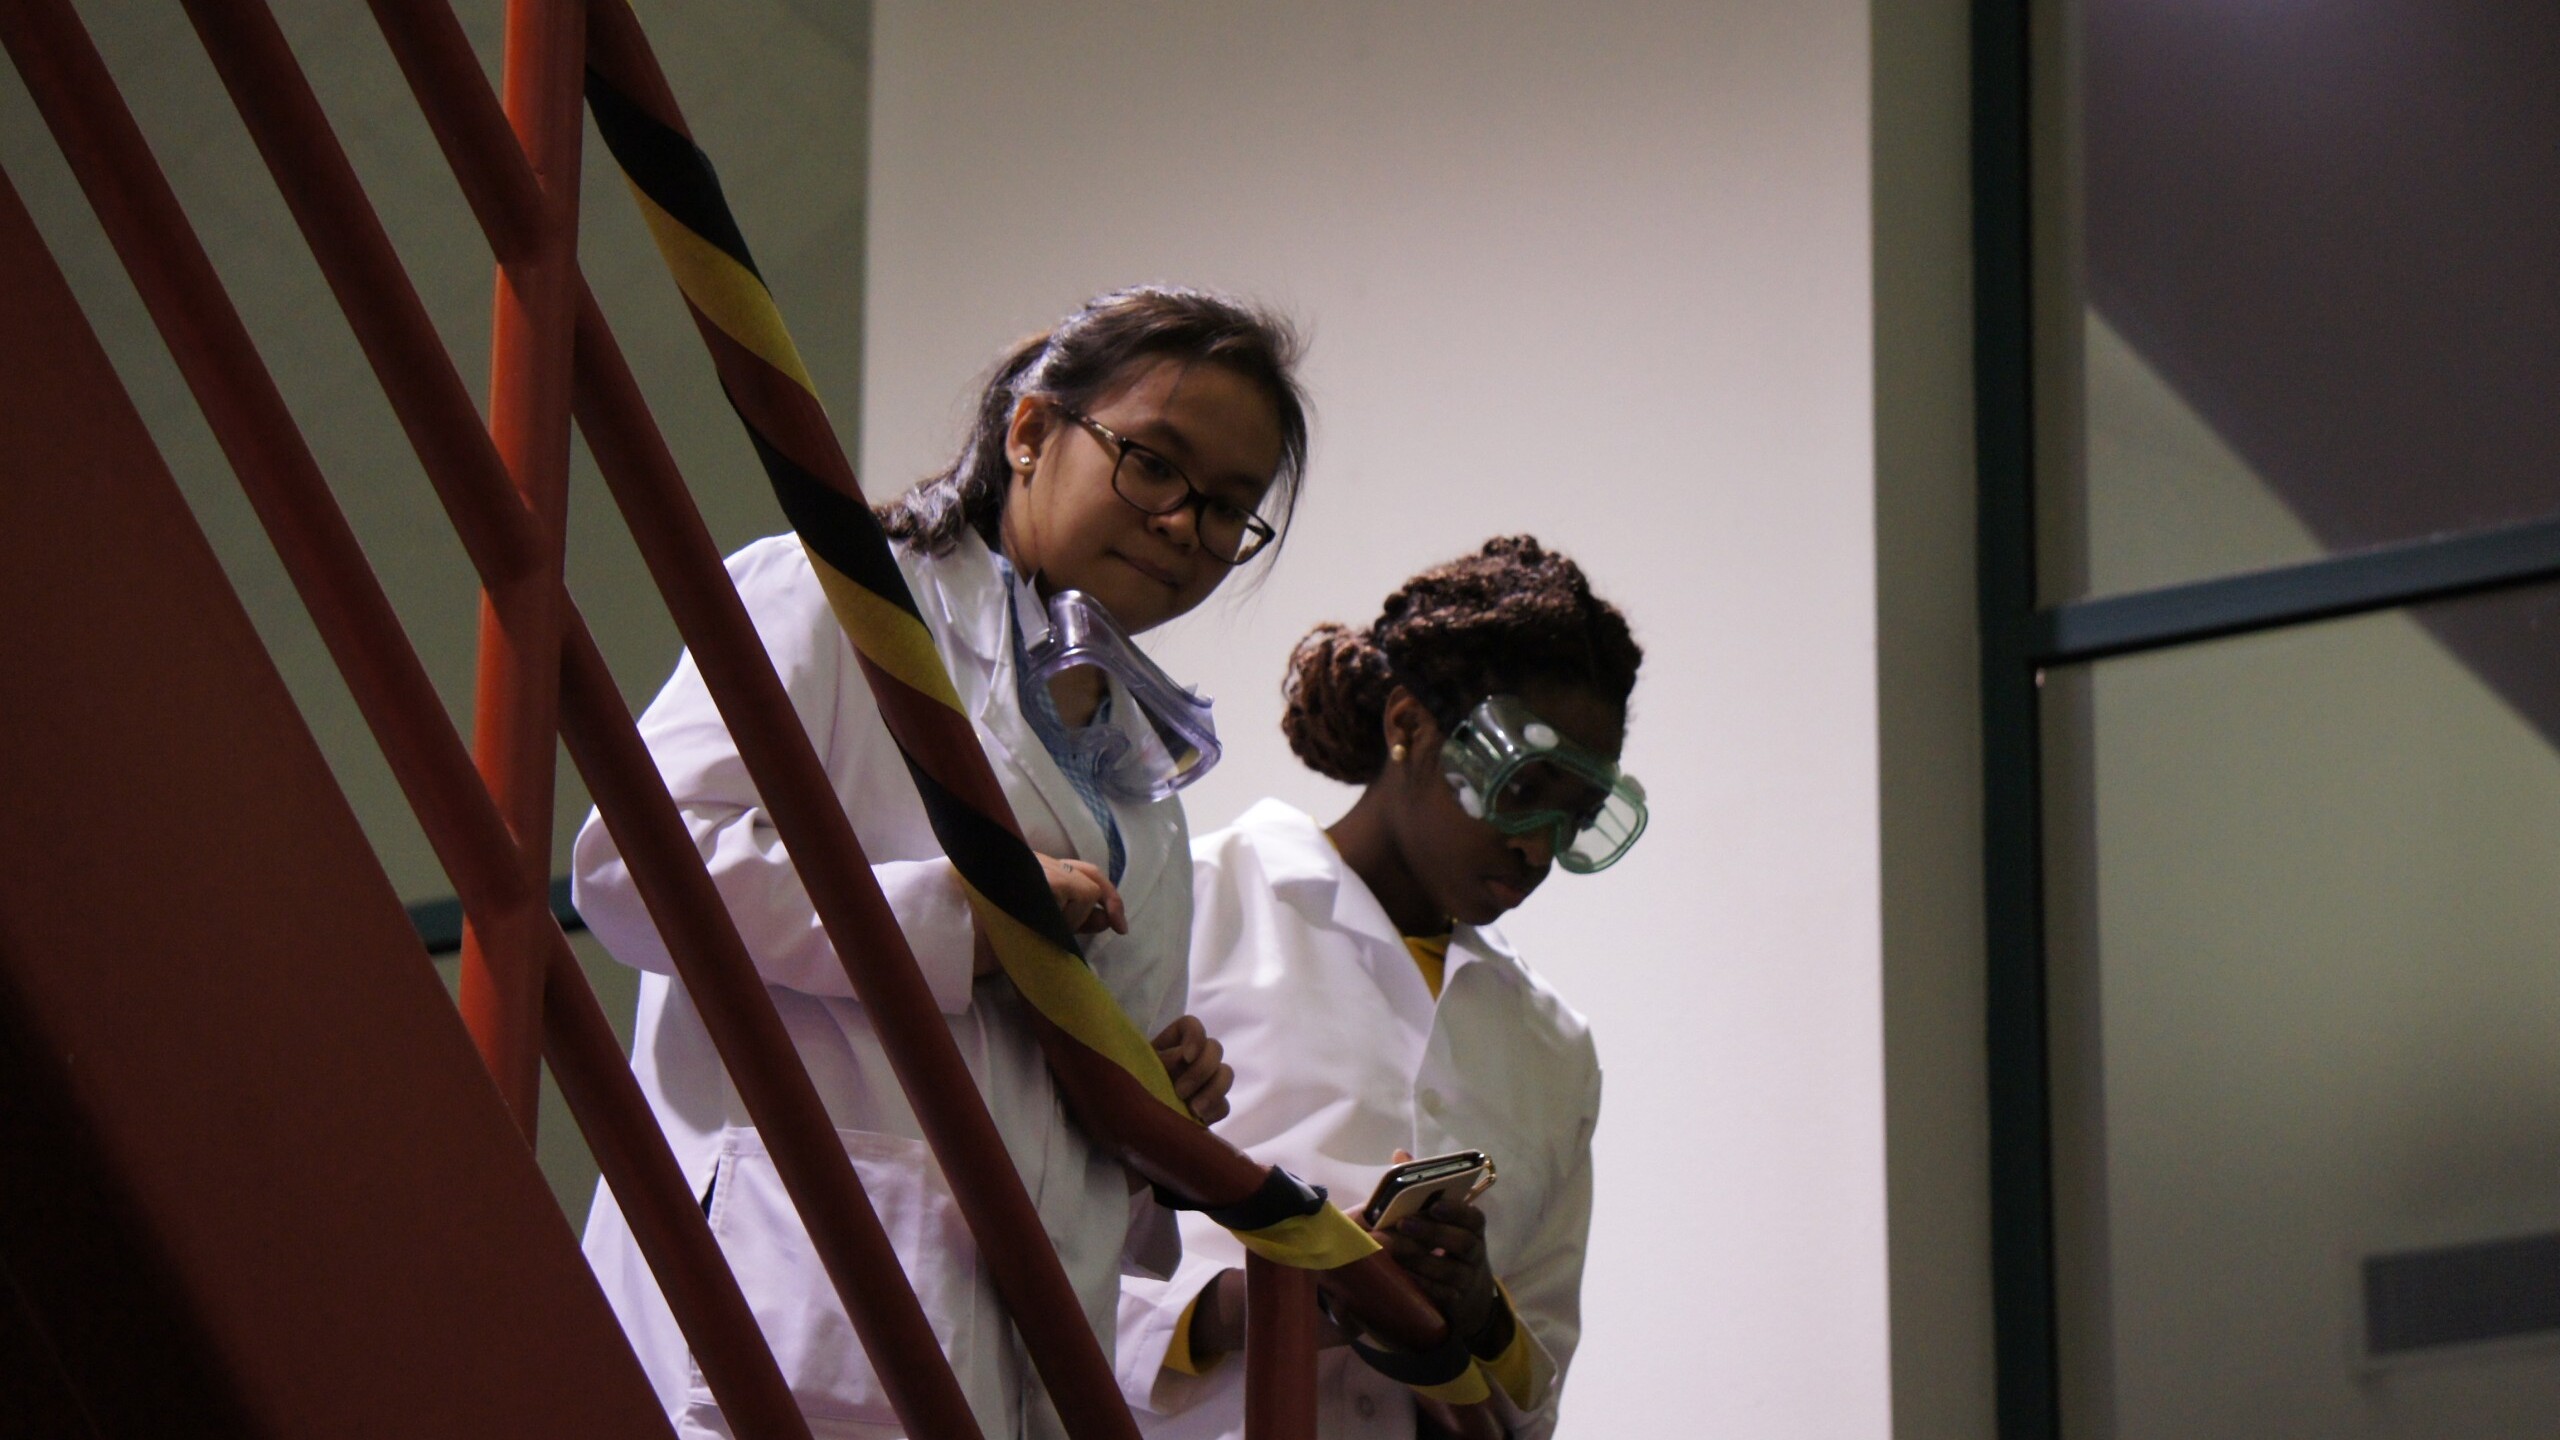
[683,1126,979,1433]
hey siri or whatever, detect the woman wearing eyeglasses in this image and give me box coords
[573,286,1299,1438]
[1118,537,1644,1440]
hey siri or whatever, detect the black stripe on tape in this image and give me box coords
[585,71,763,282]
[749,414,924,624]
[1162,1165,1330,1226]
[902,756,1084,956]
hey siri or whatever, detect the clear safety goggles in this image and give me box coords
[1013,577,1222,804]
[1439,694,1646,874]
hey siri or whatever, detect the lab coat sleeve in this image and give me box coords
[1484,1061,1601,1440]
[569,538,980,1014]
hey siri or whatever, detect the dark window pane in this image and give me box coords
[2046,1,2560,601]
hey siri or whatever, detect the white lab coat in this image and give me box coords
[1117,800,1600,1440]
[574,530,1191,1440]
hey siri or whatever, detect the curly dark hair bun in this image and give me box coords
[1281,622,1400,783]
[1281,535,1642,783]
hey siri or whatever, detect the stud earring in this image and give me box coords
[1390,742,1408,763]
[1018,454,1034,469]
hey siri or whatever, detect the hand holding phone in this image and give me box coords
[1365,1150,1503,1346]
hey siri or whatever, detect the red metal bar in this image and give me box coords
[1243,1257,1318,1440]
[457,0,589,1135]
[0,6,810,1431]
[546,942,819,1440]
[169,4,984,1432]
[553,634,991,1440]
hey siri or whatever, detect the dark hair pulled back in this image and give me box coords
[876,285,1310,556]
[1282,536,1643,784]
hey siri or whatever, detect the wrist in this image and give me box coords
[1464,1289,1515,1359]
[1191,1268,1247,1358]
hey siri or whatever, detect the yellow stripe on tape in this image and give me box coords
[626,183,815,392]
[809,553,967,714]
[1230,1205,1380,1271]
[966,884,1182,1110]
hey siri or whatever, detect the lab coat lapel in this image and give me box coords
[1248,802,1439,1054]
[1093,665,1202,919]
[910,534,1109,866]
[1333,876,1442,1052]
[1442,922,1518,997]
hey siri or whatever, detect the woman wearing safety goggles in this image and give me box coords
[1119,536,1644,1440]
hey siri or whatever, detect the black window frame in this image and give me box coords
[1969,3,2560,1435]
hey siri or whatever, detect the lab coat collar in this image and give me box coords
[1445,911,1524,993]
[1233,798,1344,910]
[907,527,1011,669]
[900,530,1113,874]
[910,532,1189,913]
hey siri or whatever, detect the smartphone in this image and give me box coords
[1361,1150,1496,1229]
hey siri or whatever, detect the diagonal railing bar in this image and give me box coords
[456,0,588,1136]
[164,0,984,1433]
[0,4,810,1433]
[23,0,1479,1426]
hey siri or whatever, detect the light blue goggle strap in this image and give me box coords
[1009,572,1222,803]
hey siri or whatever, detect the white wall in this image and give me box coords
[865,4,1890,1433]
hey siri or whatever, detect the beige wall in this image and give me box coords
[1872,2,1996,1438]
[865,2,1898,1433]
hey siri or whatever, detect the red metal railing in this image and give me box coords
[455,0,586,1137]
[0,3,812,1431]
[0,0,1373,1435]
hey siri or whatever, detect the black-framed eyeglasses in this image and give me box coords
[1057,407,1279,565]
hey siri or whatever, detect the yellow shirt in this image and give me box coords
[1404,932,1451,999]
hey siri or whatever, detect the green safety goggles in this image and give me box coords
[1438,694,1647,874]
